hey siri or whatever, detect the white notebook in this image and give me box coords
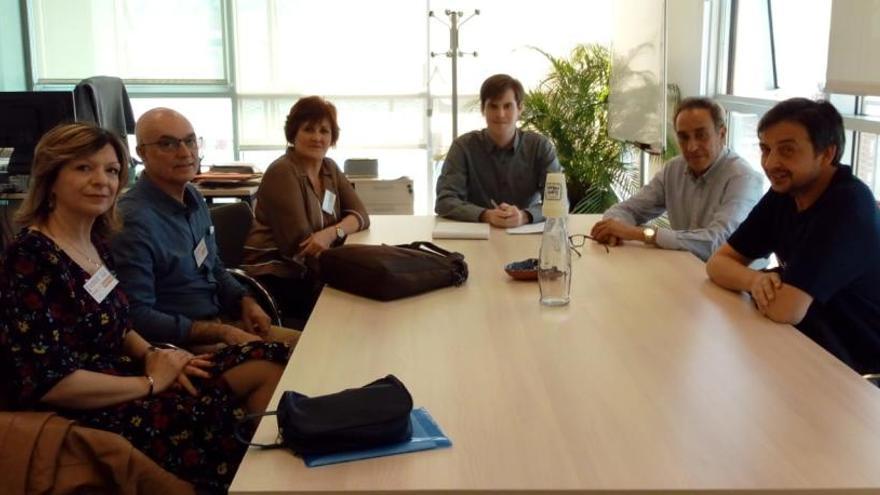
[432,221,490,240]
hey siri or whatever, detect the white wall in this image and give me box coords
[666,0,708,98]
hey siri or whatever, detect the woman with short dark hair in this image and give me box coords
[242,96,370,324]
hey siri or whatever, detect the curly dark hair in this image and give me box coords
[284,96,340,146]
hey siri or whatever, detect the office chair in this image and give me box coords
[209,202,282,326]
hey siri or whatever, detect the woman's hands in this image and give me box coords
[297,226,337,257]
[144,347,214,396]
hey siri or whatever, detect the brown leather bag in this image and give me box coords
[319,242,468,301]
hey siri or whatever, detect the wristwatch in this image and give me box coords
[643,227,656,245]
[335,225,345,241]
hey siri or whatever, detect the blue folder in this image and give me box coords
[302,407,452,467]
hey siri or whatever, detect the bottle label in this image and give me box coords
[542,172,568,218]
[545,182,563,202]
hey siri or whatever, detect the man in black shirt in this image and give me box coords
[707,98,880,374]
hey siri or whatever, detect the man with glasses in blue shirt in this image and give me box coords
[111,107,298,348]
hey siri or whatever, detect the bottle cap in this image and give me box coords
[542,172,568,218]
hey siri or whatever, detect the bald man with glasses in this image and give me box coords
[111,108,299,349]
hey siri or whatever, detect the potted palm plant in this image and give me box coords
[521,44,638,212]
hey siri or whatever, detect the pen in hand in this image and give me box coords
[491,199,510,212]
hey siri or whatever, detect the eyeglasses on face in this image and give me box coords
[568,234,609,256]
[141,135,203,153]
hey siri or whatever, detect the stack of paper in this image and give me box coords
[432,221,490,240]
[506,222,545,235]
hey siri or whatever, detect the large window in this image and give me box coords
[30,0,226,83]
[865,96,880,118]
[25,0,613,213]
[234,0,426,96]
[717,0,880,199]
[425,0,611,207]
[232,0,610,212]
[726,0,831,100]
[427,0,612,154]
[24,0,880,205]
[128,97,234,166]
[232,0,430,208]
[855,132,880,199]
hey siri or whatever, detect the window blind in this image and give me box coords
[825,0,880,96]
[608,0,666,149]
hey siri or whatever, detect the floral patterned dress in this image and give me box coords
[0,229,290,493]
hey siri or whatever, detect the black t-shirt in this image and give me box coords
[728,166,880,374]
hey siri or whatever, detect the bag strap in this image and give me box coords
[233,411,285,449]
[397,241,461,259]
[398,241,468,285]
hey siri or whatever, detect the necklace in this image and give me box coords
[41,225,102,270]
[64,241,102,270]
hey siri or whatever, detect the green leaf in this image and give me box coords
[521,44,632,211]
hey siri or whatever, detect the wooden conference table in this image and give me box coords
[231,215,880,494]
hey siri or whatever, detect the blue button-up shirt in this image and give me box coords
[111,174,246,343]
[603,148,764,261]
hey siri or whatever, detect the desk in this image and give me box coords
[236,215,880,493]
[196,183,259,205]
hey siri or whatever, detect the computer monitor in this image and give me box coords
[0,91,77,175]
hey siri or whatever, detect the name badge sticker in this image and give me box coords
[322,190,337,216]
[84,265,119,303]
[194,237,209,268]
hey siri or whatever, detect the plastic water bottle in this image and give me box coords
[538,173,571,306]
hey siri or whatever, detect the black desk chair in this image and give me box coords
[209,202,282,326]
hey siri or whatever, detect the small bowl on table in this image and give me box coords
[505,258,539,281]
